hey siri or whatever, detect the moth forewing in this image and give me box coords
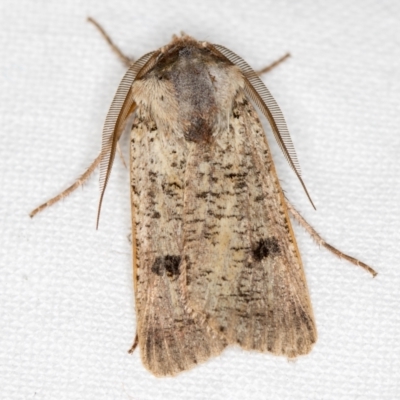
[129,85,227,377]
[179,90,316,356]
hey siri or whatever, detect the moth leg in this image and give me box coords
[255,52,291,76]
[31,114,129,218]
[87,17,134,67]
[286,199,378,277]
[128,333,139,354]
[30,153,101,218]
[117,142,127,168]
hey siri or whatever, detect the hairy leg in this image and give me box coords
[30,19,133,218]
[286,199,377,277]
[30,153,102,217]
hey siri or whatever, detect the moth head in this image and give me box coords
[97,35,314,228]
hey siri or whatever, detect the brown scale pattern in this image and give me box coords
[131,95,316,376]
[131,110,226,377]
[180,95,316,357]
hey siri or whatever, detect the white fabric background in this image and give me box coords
[1,1,399,399]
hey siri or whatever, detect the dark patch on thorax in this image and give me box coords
[169,47,218,143]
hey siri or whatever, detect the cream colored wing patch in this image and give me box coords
[130,111,226,377]
[181,92,317,357]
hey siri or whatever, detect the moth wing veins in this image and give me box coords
[181,93,317,358]
[130,112,226,377]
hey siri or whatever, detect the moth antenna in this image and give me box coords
[97,51,156,229]
[211,44,316,210]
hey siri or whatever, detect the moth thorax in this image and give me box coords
[170,48,220,143]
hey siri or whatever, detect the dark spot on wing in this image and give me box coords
[252,237,280,261]
[151,255,181,277]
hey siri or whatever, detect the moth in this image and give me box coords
[31,18,377,377]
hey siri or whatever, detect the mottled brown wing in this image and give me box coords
[130,111,226,377]
[181,92,317,358]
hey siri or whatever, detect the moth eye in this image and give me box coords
[157,73,170,81]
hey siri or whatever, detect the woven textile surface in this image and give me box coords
[1,1,399,399]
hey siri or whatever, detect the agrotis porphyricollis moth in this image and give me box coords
[31,18,376,377]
